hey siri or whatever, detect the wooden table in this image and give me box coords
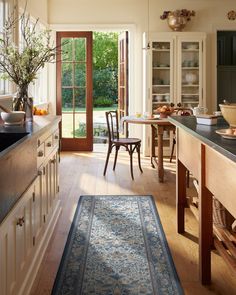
[122,116,175,182]
[169,116,236,285]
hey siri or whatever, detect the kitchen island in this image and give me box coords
[169,115,236,285]
[0,116,61,295]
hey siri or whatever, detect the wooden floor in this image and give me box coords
[30,145,236,295]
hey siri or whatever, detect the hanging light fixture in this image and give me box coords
[146,0,150,49]
[143,0,150,50]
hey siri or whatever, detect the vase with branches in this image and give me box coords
[0,5,57,121]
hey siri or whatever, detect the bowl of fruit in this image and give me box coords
[154,105,174,118]
[33,106,48,116]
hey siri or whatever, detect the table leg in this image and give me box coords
[199,144,213,284]
[151,125,156,168]
[176,159,187,233]
[157,126,164,182]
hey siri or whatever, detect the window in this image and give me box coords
[0,0,9,95]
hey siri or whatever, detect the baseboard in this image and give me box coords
[19,200,62,295]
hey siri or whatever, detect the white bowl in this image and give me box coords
[1,111,25,125]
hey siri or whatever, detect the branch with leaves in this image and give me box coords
[0,3,60,88]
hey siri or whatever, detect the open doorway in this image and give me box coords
[56,30,129,151]
[93,31,129,144]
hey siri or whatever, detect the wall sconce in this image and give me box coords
[227,10,236,20]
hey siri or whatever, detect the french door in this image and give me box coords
[118,31,129,136]
[56,32,93,151]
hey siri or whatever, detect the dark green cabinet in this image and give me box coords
[217,31,236,106]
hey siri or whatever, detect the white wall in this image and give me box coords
[48,0,236,115]
[19,0,48,24]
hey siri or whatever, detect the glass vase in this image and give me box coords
[13,86,33,122]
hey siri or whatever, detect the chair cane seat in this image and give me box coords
[113,138,141,145]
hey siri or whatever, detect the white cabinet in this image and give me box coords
[144,32,206,112]
[0,180,35,295]
[0,122,61,295]
[143,32,206,156]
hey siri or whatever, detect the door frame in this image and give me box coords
[51,24,136,132]
[56,31,93,151]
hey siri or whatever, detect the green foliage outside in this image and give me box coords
[61,32,118,109]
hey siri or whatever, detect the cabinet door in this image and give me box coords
[0,186,34,295]
[177,37,204,107]
[32,176,43,244]
[151,38,174,113]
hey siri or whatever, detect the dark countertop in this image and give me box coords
[168,116,236,163]
[0,115,61,224]
[0,115,61,159]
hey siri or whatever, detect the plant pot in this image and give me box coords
[167,15,188,31]
[13,86,33,122]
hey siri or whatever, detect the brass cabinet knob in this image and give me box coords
[47,142,52,147]
[16,217,25,226]
[55,135,59,139]
[37,139,41,146]
[51,159,56,164]
[38,150,44,157]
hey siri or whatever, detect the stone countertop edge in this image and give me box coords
[0,115,61,159]
[168,115,236,163]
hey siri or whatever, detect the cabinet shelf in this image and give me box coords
[182,84,199,87]
[182,49,199,52]
[182,93,199,96]
[152,49,170,52]
[152,93,170,96]
[182,67,199,70]
[153,67,170,70]
[153,84,170,87]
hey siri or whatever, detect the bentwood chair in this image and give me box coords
[103,110,143,180]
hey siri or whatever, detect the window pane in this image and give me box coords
[75,38,86,61]
[62,113,74,138]
[75,87,86,111]
[75,63,86,86]
[62,38,73,61]
[62,88,73,110]
[62,63,73,86]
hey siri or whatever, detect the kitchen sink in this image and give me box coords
[0,132,29,152]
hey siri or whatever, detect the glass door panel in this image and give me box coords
[57,32,93,151]
[151,41,173,114]
[180,41,201,107]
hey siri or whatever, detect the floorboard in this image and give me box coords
[30,145,236,295]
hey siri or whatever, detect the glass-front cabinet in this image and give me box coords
[143,32,206,156]
[145,32,206,114]
[177,37,204,107]
[151,40,173,111]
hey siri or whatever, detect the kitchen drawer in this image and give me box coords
[45,135,53,157]
[53,129,60,148]
[37,142,45,167]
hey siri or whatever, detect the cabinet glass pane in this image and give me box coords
[61,38,73,61]
[181,41,200,106]
[152,41,171,111]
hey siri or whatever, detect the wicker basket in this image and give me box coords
[213,197,235,230]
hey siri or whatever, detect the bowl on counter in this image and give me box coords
[1,111,25,125]
[219,103,236,127]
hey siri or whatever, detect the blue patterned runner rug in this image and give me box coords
[52,195,183,295]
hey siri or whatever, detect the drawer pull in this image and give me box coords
[47,142,52,147]
[55,135,59,140]
[17,217,25,227]
[37,139,41,146]
[38,150,44,157]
